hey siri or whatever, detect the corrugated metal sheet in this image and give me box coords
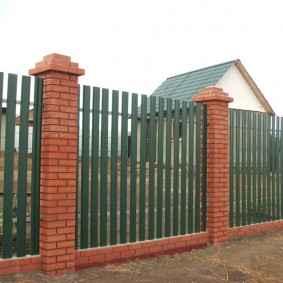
[138,59,274,115]
[138,60,236,115]
[151,60,236,102]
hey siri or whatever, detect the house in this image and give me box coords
[150,59,274,115]
[135,59,275,161]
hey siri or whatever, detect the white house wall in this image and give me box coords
[215,64,266,113]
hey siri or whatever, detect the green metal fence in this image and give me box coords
[0,72,42,259]
[76,86,207,249]
[229,109,283,228]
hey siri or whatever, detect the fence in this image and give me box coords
[0,54,283,277]
[76,86,207,249]
[229,109,283,227]
[0,72,42,259]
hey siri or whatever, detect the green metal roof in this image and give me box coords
[151,60,236,102]
[137,59,275,116]
[137,60,237,115]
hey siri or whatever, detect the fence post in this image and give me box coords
[193,87,233,245]
[29,54,84,275]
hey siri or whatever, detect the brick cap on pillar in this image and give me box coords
[29,53,85,76]
[192,86,234,103]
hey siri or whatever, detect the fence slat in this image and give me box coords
[139,95,147,241]
[262,114,267,222]
[90,87,100,247]
[271,116,276,220]
[30,77,42,255]
[75,86,80,249]
[180,101,187,235]
[257,114,262,222]
[2,74,17,259]
[202,105,207,231]
[16,76,31,257]
[236,110,240,226]
[100,89,109,246]
[157,97,164,238]
[130,93,138,242]
[276,117,280,219]
[0,72,3,152]
[195,104,201,232]
[110,90,118,245]
[267,116,271,221]
[281,117,283,219]
[246,112,252,224]
[80,85,90,248]
[148,96,156,240]
[188,102,195,233]
[165,98,172,237]
[241,111,247,226]
[252,112,257,223]
[229,109,234,227]
[120,91,128,244]
[173,99,180,236]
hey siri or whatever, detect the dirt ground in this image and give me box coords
[1,229,283,283]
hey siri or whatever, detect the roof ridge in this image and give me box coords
[167,59,238,80]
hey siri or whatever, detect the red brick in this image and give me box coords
[168,237,180,244]
[40,228,57,236]
[60,106,77,114]
[40,248,66,257]
[149,245,162,253]
[42,262,66,272]
[80,249,98,258]
[67,234,76,240]
[42,117,60,126]
[0,266,18,276]
[142,241,156,248]
[41,221,66,229]
[174,241,187,248]
[41,256,57,264]
[42,104,60,112]
[128,243,143,250]
[155,239,169,246]
[57,227,75,235]
[0,260,11,268]
[57,200,76,207]
[135,247,150,255]
[105,252,121,261]
[40,145,59,153]
[88,255,105,262]
[41,234,66,242]
[120,250,136,257]
[97,247,114,255]
[162,243,175,250]
[42,152,68,159]
[57,241,74,249]
[70,87,79,94]
[113,245,129,253]
[31,256,42,264]
[20,263,41,273]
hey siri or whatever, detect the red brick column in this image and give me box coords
[29,54,84,275]
[193,87,233,245]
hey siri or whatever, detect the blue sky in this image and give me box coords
[1,0,283,115]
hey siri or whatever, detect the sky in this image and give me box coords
[1,0,283,115]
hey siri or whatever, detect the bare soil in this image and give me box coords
[1,229,283,283]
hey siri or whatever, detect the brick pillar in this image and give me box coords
[193,87,233,245]
[29,54,84,275]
